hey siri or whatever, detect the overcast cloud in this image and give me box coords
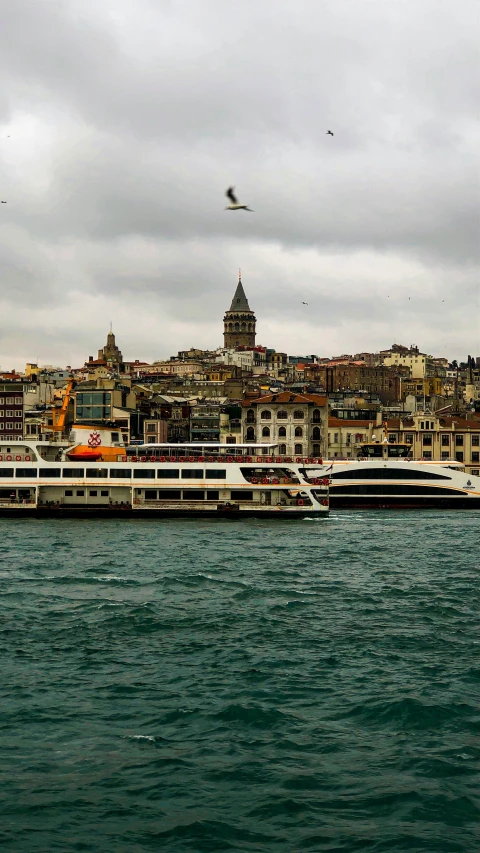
[0,0,478,368]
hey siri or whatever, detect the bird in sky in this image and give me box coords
[326,130,334,136]
[1,200,7,204]
[302,301,308,305]
[225,187,254,211]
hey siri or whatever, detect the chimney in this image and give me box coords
[89,356,93,362]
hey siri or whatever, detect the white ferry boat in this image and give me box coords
[305,440,480,509]
[0,438,329,518]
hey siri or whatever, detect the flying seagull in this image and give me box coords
[326,130,334,136]
[225,187,254,211]
[302,301,308,305]
[1,200,7,204]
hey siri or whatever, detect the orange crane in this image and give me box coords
[50,378,76,433]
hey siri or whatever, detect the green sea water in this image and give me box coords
[1,512,479,852]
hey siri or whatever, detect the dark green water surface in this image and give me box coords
[1,512,479,852]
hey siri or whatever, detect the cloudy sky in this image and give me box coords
[0,0,478,369]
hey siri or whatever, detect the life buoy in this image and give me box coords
[198,456,205,462]
[6,455,12,461]
[179,457,185,462]
[169,456,176,462]
[296,457,302,463]
[276,457,282,463]
[246,456,252,463]
[318,457,323,464]
[285,457,292,462]
[140,456,147,462]
[322,478,329,486]
[15,455,21,461]
[272,477,279,484]
[0,455,3,461]
[312,478,320,485]
[251,477,259,484]
[24,455,31,462]
[227,456,234,463]
[321,498,329,506]
[256,456,263,463]
[150,456,157,462]
[262,477,269,484]
[207,456,215,462]
[188,456,195,462]
[159,456,166,462]
[266,457,273,463]
[121,455,128,462]
[297,499,305,506]
[132,456,138,462]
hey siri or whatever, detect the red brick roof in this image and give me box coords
[328,418,372,428]
[243,391,327,407]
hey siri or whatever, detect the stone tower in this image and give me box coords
[223,273,256,348]
[98,329,123,364]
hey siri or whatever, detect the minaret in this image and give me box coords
[223,271,256,348]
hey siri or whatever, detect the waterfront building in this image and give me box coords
[0,382,24,441]
[242,392,328,458]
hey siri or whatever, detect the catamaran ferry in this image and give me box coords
[0,437,329,518]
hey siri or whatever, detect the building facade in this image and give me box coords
[242,392,328,457]
[0,382,24,441]
[223,275,256,349]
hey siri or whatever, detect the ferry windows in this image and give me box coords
[39,468,61,477]
[277,410,288,419]
[331,468,449,480]
[260,410,271,420]
[134,469,155,479]
[293,410,304,420]
[294,427,303,438]
[101,491,109,497]
[278,427,287,437]
[65,490,73,496]
[86,468,107,478]
[0,468,14,477]
[110,469,131,478]
[89,490,98,497]
[62,468,85,478]
[262,427,271,438]
[206,490,219,500]
[76,490,85,496]
[181,469,203,479]
[455,435,464,446]
[15,469,37,477]
[185,490,204,500]
[230,490,253,501]
[157,469,179,478]
[294,444,303,455]
[145,490,157,500]
[157,489,181,499]
[206,469,226,479]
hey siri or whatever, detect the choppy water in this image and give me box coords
[1,512,479,852]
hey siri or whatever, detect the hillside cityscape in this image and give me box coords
[2,275,480,475]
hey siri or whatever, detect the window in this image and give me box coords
[294,426,303,437]
[110,469,131,478]
[472,452,479,463]
[277,410,287,419]
[206,490,219,500]
[293,410,304,419]
[334,433,339,444]
[261,426,270,438]
[206,469,226,479]
[455,435,464,446]
[184,489,204,500]
[89,490,98,497]
[147,437,156,444]
[65,490,73,497]
[147,424,156,432]
[441,434,450,446]
[260,410,271,420]
[246,427,255,441]
[157,489,181,499]
[134,469,155,479]
[312,409,321,423]
[278,444,287,454]
[15,398,22,404]
[86,468,107,478]
[312,427,321,440]
[0,468,14,477]
[76,490,84,496]
[230,490,253,501]
[441,451,450,459]
[455,451,464,462]
[157,469,179,478]
[15,469,37,477]
[472,435,479,447]
[101,490,109,497]
[62,468,85,478]
[246,409,255,423]
[423,434,432,446]
[423,451,432,459]
[145,489,158,500]
[278,426,286,437]
[39,468,61,477]
[312,444,321,456]
[471,469,479,476]
[182,469,203,478]
[294,444,303,455]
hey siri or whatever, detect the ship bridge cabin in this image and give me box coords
[357,442,412,460]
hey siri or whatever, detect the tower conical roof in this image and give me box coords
[229,278,251,312]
